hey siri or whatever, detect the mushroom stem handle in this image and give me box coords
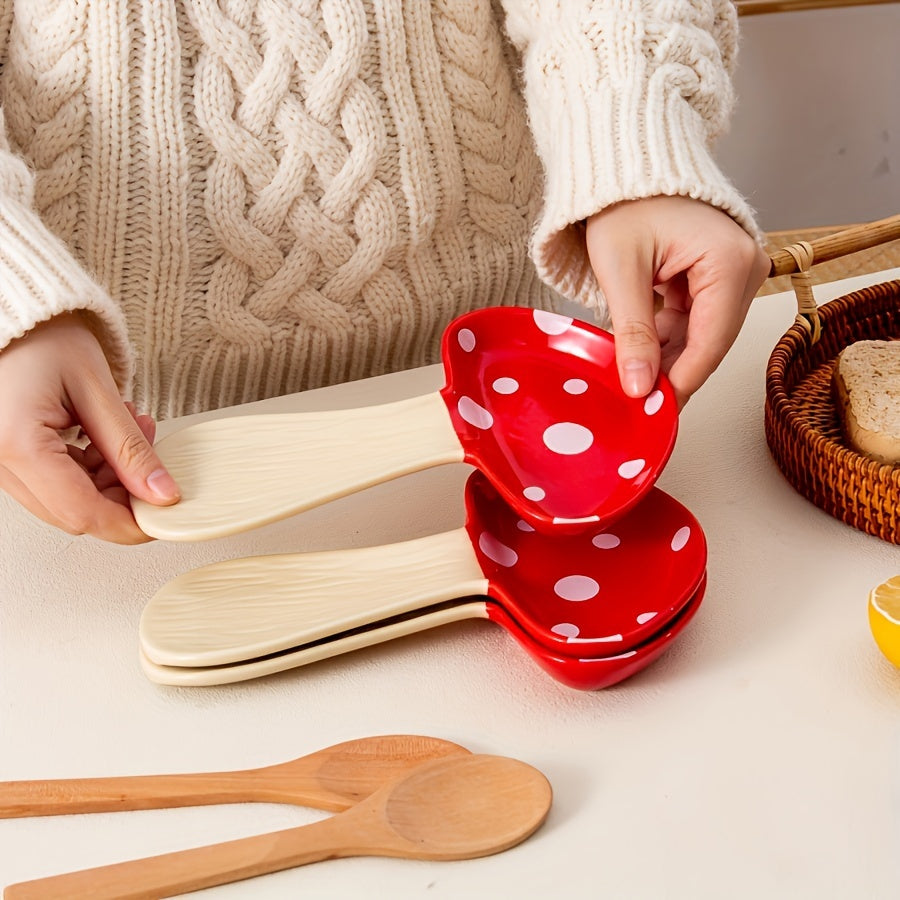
[133,392,464,541]
[140,527,487,668]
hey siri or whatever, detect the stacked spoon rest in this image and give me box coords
[135,308,706,689]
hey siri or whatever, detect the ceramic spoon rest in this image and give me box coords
[140,576,707,690]
[140,471,706,669]
[133,307,677,541]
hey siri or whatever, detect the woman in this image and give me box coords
[0,0,769,543]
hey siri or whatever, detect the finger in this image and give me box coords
[655,272,692,315]
[40,453,151,543]
[66,443,89,469]
[587,239,660,398]
[65,376,179,506]
[100,484,136,508]
[79,441,105,472]
[75,412,160,496]
[665,264,755,401]
[91,458,124,493]
[133,412,157,444]
[0,440,150,544]
[654,307,689,373]
[79,408,156,474]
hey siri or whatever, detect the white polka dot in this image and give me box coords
[617,458,645,479]
[554,575,600,602]
[457,396,493,430]
[636,612,658,625]
[551,623,579,639]
[644,390,664,415]
[671,526,691,552]
[516,520,535,532]
[492,377,519,394]
[564,379,588,394]
[592,533,620,550]
[478,532,518,567]
[457,329,476,352]
[523,486,545,501]
[543,422,593,455]
[533,309,572,335]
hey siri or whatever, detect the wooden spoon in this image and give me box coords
[3,754,552,900]
[0,735,468,818]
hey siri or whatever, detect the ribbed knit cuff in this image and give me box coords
[0,194,134,394]
[520,16,764,311]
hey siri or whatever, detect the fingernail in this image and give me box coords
[147,468,180,501]
[622,361,653,397]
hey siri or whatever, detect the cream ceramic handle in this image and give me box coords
[140,600,491,687]
[132,392,464,541]
[140,527,487,667]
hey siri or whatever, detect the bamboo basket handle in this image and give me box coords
[737,1,900,17]
[766,212,900,342]
[768,213,900,277]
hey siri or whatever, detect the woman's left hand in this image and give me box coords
[586,196,771,408]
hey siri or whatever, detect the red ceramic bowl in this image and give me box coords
[441,307,678,533]
[492,572,707,690]
[465,471,706,657]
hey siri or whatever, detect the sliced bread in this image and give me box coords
[833,339,900,465]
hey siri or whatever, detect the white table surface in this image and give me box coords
[2,269,899,899]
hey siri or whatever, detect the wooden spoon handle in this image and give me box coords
[0,770,293,818]
[3,816,354,899]
[140,527,485,668]
[132,392,463,542]
[0,762,363,819]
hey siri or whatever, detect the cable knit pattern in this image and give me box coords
[0,1,133,390]
[502,0,763,311]
[0,0,757,419]
[2,1,87,246]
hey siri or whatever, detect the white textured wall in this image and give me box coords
[718,4,900,231]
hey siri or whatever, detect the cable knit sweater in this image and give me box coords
[0,0,759,420]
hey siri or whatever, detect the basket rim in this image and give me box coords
[765,278,900,484]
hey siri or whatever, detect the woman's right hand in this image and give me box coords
[0,313,180,544]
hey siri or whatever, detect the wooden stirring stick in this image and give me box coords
[4,754,552,900]
[0,735,468,818]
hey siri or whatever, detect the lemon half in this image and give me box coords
[868,575,900,667]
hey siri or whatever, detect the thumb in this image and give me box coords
[590,248,660,398]
[71,382,180,506]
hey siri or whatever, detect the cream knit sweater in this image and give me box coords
[0,0,759,420]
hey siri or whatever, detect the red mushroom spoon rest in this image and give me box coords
[140,471,706,673]
[139,576,706,690]
[133,308,678,541]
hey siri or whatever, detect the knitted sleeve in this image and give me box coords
[500,0,762,310]
[0,107,133,393]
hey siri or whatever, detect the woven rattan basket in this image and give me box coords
[764,214,900,544]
